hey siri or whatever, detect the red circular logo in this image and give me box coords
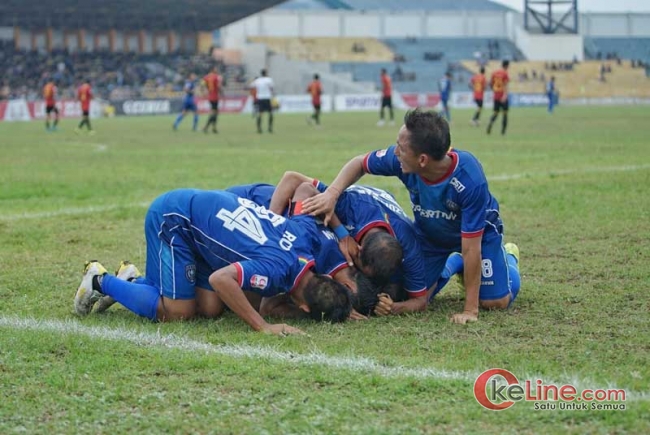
[474,368,519,410]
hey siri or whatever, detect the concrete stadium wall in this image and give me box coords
[581,13,650,37]
[514,27,584,61]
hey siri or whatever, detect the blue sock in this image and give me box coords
[507,254,521,303]
[101,275,160,321]
[429,253,464,301]
[173,114,183,128]
[192,114,199,131]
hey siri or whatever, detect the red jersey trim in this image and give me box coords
[354,221,394,243]
[362,153,372,173]
[420,151,458,185]
[328,263,349,278]
[233,262,244,287]
[462,229,484,239]
[289,259,315,293]
[312,179,320,187]
[407,288,428,298]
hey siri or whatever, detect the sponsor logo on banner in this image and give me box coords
[275,95,332,113]
[195,97,247,114]
[510,94,549,107]
[4,99,31,121]
[400,93,440,108]
[336,94,381,111]
[123,100,170,115]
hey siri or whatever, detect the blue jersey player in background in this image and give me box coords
[546,76,557,113]
[173,73,199,131]
[302,108,521,324]
[74,188,352,335]
[438,72,452,122]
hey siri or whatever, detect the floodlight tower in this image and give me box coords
[524,0,578,34]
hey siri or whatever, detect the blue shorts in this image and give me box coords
[182,99,197,112]
[423,232,513,302]
[144,195,201,300]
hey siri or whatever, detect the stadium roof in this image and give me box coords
[0,0,285,31]
[274,0,512,12]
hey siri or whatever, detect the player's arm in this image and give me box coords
[259,294,310,319]
[269,171,314,215]
[301,155,366,225]
[209,265,304,335]
[451,235,481,325]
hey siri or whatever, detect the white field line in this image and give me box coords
[1,163,648,222]
[0,315,647,401]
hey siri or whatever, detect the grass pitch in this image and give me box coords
[0,107,649,434]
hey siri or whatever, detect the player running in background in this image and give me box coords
[250,69,274,134]
[202,66,223,134]
[546,76,557,113]
[486,60,510,135]
[306,74,322,126]
[377,68,394,127]
[438,71,452,122]
[43,79,59,131]
[173,73,199,131]
[75,79,94,135]
[302,109,522,324]
[470,67,486,126]
[74,188,352,334]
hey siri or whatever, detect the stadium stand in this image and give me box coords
[338,0,509,12]
[248,37,394,62]
[584,37,650,64]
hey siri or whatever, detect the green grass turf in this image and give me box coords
[0,107,648,433]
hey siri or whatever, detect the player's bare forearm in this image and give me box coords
[329,155,366,193]
[259,295,309,319]
[391,296,427,314]
[209,267,268,331]
[461,238,482,316]
[269,171,314,214]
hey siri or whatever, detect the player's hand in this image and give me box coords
[348,309,368,321]
[374,293,393,317]
[262,323,305,336]
[302,191,337,225]
[338,235,361,267]
[450,311,478,325]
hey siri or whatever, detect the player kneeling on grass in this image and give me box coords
[302,108,522,323]
[74,189,352,335]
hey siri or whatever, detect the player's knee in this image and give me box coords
[480,294,510,310]
[157,298,196,322]
[195,289,225,318]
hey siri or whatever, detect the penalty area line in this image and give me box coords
[0,315,647,401]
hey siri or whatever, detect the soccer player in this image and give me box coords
[470,67,487,126]
[377,68,394,127]
[486,60,510,135]
[546,76,556,113]
[43,79,59,131]
[250,69,274,134]
[306,74,322,126]
[202,66,223,133]
[173,73,199,131]
[438,72,452,122]
[75,79,94,135]
[301,109,522,324]
[74,189,352,334]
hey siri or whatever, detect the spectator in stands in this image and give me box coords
[600,64,607,82]
[393,65,405,82]
[377,68,394,127]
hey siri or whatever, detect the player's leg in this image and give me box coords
[419,240,452,301]
[486,101,500,134]
[45,107,51,130]
[501,101,509,135]
[472,100,482,125]
[52,107,59,130]
[315,104,321,125]
[95,260,143,313]
[212,103,219,133]
[84,111,93,131]
[268,109,273,133]
[388,98,394,124]
[193,259,225,318]
[191,106,199,131]
[434,252,464,292]
[256,101,264,133]
[173,109,187,130]
[477,234,520,309]
[377,99,386,126]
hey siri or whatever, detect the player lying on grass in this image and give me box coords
[269,171,431,316]
[301,108,522,324]
[74,188,352,335]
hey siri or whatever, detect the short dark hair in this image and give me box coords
[403,108,451,161]
[261,69,267,76]
[304,274,352,323]
[314,73,319,80]
[502,60,510,69]
[360,231,403,285]
[352,272,382,316]
[381,68,387,74]
[480,67,485,74]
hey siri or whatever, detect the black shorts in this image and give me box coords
[313,103,321,111]
[257,99,272,113]
[381,96,392,108]
[474,99,484,108]
[82,110,90,117]
[493,100,509,112]
[210,100,219,111]
[46,105,58,114]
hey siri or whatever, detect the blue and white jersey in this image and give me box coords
[225,183,348,277]
[439,77,451,102]
[314,181,428,297]
[183,79,196,102]
[154,189,317,297]
[546,80,555,94]
[363,146,503,252]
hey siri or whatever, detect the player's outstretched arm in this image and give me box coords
[302,155,366,225]
[451,237,481,324]
[209,266,304,335]
[269,171,314,215]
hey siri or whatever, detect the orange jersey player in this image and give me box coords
[75,80,94,134]
[487,60,510,136]
[43,81,59,131]
[306,73,322,126]
[378,68,393,126]
[470,67,487,126]
[202,66,223,134]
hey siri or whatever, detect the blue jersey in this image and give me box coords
[314,181,428,297]
[363,146,502,251]
[153,189,317,297]
[225,183,348,277]
[546,80,555,94]
[182,80,196,106]
[439,77,451,101]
